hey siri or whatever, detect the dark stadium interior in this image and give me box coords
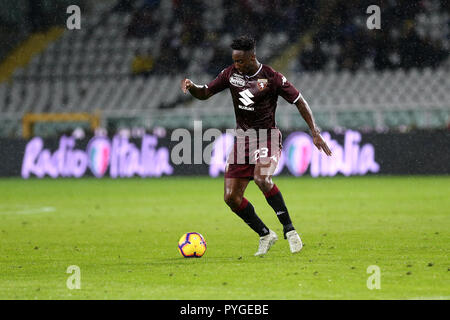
[0,0,448,138]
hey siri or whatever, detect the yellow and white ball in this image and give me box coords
[178,232,207,258]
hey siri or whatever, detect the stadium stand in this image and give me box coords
[0,0,448,137]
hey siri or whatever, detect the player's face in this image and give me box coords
[232,50,255,75]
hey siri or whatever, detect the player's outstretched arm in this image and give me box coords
[295,96,332,156]
[181,78,212,100]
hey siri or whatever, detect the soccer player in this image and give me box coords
[181,35,332,256]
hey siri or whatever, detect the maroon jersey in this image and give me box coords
[205,64,301,130]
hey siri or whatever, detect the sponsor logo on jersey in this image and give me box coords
[238,89,255,111]
[238,105,254,111]
[257,79,268,90]
[230,73,246,87]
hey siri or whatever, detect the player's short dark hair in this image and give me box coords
[230,35,256,52]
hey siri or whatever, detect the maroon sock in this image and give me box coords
[232,198,270,237]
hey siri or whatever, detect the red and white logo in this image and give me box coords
[257,79,268,90]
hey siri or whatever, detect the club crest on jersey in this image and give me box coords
[257,79,268,90]
[230,74,245,87]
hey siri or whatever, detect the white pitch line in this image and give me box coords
[0,206,56,215]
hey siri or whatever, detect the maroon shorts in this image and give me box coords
[225,128,282,180]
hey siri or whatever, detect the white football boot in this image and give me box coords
[254,230,278,256]
[286,230,303,254]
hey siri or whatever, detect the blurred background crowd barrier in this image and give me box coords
[1,129,449,177]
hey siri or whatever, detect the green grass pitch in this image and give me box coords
[0,176,449,300]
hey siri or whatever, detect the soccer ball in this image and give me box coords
[178,232,207,258]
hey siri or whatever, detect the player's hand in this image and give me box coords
[312,129,332,156]
[181,78,193,94]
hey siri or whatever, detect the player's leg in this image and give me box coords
[253,150,302,253]
[253,155,294,234]
[224,177,269,237]
[224,177,278,256]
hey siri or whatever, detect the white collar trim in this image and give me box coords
[247,63,263,78]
